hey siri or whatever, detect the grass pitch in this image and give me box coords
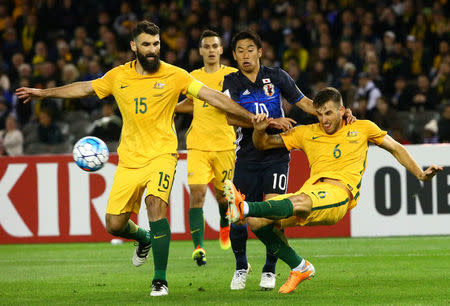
[0,236,449,305]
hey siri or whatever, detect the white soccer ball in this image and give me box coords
[73,136,109,172]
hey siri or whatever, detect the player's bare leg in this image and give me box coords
[105,213,152,267]
[146,195,170,296]
[188,184,207,266]
[214,187,231,250]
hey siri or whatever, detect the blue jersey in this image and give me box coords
[223,65,304,164]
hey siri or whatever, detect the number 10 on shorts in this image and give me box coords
[273,173,287,190]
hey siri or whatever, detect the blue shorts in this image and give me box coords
[233,161,290,201]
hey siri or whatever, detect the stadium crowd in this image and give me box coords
[0,0,449,156]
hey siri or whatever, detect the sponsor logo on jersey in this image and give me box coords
[263,83,275,96]
[154,82,165,89]
[242,89,251,95]
[120,84,129,89]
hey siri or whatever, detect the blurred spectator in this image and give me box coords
[356,72,382,111]
[431,41,449,77]
[392,126,412,145]
[32,41,48,66]
[9,52,25,84]
[37,108,63,145]
[352,97,369,120]
[0,66,11,94]
[0,97,10,130]
[438,105,450,143]
[56,39,73,63]
[339,72,357,108]
[88,100,122,142]
[410,13,429,43]
[431,59,450,102]
[370,97,396,133]
[2,27,21,63]
[0,115,23,156]
[423,119,439,144]
[411,75,439,111]
[21,14,41,58]
[283,38,309,72]
[409,39,431,78]
[113,2,137,36]
[161,24,181,51]
[391,77,410,110]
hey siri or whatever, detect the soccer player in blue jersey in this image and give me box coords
[223,29,355,290]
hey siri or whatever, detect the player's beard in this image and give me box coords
[136,49,160,73]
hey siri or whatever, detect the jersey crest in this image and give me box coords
[263,83,275,96]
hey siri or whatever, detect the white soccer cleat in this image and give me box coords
[230,263,252,290]
[150,280,169,296]
[132,242,151,267]
[259,272,276,290]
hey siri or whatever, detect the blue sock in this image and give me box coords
[262,248,278,273]
[262,228,282,273]
[230,223,248,270]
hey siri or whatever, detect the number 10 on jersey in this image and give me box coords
[254,103,269,116]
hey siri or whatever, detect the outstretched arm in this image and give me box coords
[175,97,194,113]
[252,114,287,150]
[197,86,255,122]
[16,81,95,103]
[227,112,297,130]
[378,134,442,181]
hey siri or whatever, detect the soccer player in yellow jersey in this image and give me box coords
[224,87,442,294]
[175,30,238,265]
[16,21,255,297]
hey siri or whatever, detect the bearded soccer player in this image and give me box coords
[16,21,255,297]
[175,30,238,265]
[224,87,442,294]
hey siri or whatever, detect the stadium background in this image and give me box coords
[0,0,449,244]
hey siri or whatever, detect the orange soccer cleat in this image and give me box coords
[223,179,245,223]
[278,260,315,294]
[219,225,231,250]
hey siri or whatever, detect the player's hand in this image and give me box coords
[252,113,271,131]
[420,165,443,181]
[343,108,356,124]
[15,87,44,104]
[268,117,296,131]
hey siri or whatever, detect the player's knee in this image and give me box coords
[290,193,312,216]
[105,217,126,236]
[145,195,168,221]
[189,190,206,208]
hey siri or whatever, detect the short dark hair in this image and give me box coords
[313,87,343,108]
[231,29,262,51]
[199,30,221,47]
[132,21,160,39]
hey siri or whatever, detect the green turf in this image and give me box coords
[0,236,449,305]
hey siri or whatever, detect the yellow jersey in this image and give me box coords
[186,65,238,151]
[281,120,387,208]
[92,60,202,168]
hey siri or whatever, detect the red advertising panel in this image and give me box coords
[0,150,350,244]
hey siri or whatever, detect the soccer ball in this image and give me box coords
[73,136,109,172]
